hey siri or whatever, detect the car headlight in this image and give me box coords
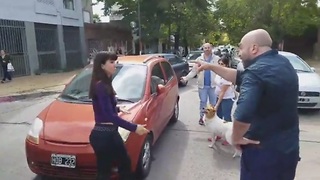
[118,127,131,142]
[26,118,43,145]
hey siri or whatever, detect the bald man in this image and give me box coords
[198,29,300,180]
[181,43,220,125]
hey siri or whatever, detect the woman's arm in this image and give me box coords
[95,82,137,132]
[215,85,230,109]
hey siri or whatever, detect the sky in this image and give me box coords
[92,0,110,22]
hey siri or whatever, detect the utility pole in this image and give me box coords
[138,0,142,55]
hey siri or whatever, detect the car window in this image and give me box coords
[60,64,147,103]
[285,55,312,72]
[161,61,174,81]
[150,63,166,94]
[168,57,179,65]
[186,52,201,60]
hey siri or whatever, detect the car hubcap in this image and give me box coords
[175,102,179,119]
[142,141,151,170]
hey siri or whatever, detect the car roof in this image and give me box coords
[86,54,165,67]
[278,51,297,56]
[117,55,151,64]
[189,50,202,53]
[147,53,175,59]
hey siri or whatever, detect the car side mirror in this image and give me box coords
[156,84,165,94]
[311,67,315,72]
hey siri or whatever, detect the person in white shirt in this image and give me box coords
[214,55,235,122]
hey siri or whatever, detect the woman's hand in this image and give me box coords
[214,104,219,111]
[119,106,130,114]
[135,124,150,135]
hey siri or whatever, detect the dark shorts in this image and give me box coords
[240,145,300,180]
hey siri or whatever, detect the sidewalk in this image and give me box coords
[0,69,81,100]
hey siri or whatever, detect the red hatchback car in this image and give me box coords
[25,55,180,179]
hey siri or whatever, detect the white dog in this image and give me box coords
[203,105,241,158]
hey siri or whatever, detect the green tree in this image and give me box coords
[97,0,216,51]
[93,14,101,23]
[214,0,320,44]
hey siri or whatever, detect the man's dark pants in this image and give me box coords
[240,145,299,180]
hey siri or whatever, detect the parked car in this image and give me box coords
[149,53,190,86]
[25,55,180,179]
[184,50,202,71]
[236,51,320,109]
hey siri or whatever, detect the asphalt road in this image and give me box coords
[0,79,320,180]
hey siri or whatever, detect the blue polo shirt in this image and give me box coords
[204,56,213,86]
[234,50,300,154]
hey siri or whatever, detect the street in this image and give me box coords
[0,79,320,180]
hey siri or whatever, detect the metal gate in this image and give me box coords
[35,23,60,72]
[0,19,30,77]
[63,26,82,70]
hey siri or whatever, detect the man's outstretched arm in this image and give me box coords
[197,61,238,84]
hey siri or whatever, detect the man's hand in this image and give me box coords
[180,76,187,84]
[195,60,211,72]
[233,137,260,150]
[119,106,130,114]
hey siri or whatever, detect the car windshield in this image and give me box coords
[285,55,312,73]
[186,52,202,60]
[60,64,147,103]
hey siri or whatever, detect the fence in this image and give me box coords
[35,23,60,72]
[0,19,30,77]
[63,26,82,70]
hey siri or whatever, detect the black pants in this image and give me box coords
[89,124,133,180]
[2,66,11,81]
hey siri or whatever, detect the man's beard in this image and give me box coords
[242,59,255,69]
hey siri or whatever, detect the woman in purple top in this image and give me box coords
[88,52,149,180]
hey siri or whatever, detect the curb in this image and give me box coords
[0,85,64,103]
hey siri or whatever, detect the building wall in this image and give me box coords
[0,0,87,77]
[84,22,132,55]
[82,0,93,23]
[0,0,84,27]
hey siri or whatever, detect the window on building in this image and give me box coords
[63,0,75,10]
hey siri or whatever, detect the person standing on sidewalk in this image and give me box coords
[181,43,220,125]
[1,50,12,83]
[197,29,300,180]
[88,52,149,180]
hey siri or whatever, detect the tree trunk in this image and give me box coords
[174,25,180,52]
[313,27,320,60]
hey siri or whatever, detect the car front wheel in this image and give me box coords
[136,135,153,179]
[170,100,179,123]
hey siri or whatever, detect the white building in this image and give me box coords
[0,0,92,76]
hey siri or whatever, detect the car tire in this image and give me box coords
[170,100,179,123]
[136,135,153,179]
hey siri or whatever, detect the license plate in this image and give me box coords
[51,154,76,168]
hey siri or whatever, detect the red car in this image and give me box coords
[25,55,180,179]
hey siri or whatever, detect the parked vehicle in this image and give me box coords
[149,53,190,86]
[236,51,320,110]
[184,50,202,71]
[25,55,180,179]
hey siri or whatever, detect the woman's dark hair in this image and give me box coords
[88,52,118,99]
[219,55,230,67]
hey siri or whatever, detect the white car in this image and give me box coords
[236,51,320,110]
